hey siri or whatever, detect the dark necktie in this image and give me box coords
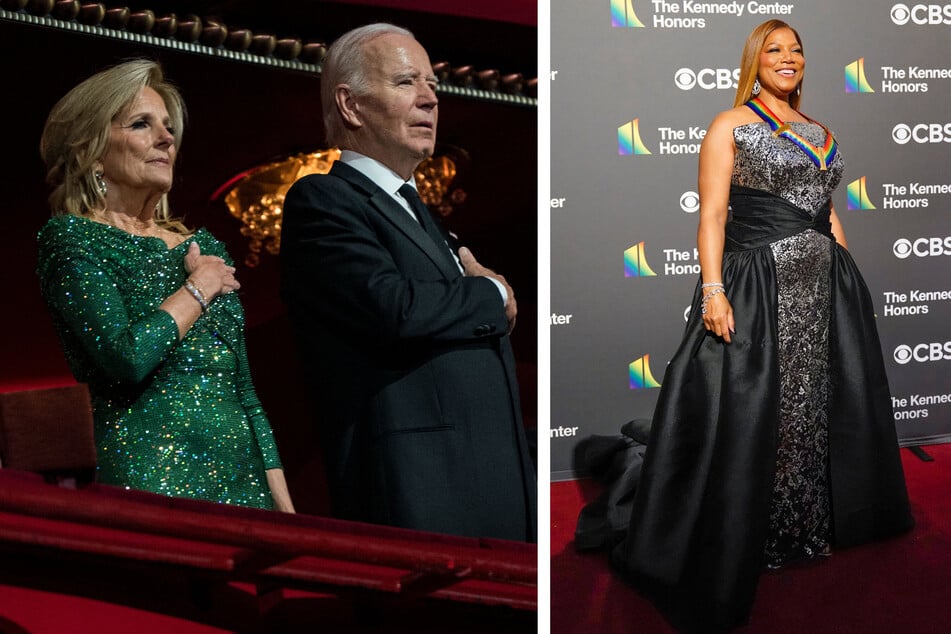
[398,184,458,269]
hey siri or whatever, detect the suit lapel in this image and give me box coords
[330,162,462,280]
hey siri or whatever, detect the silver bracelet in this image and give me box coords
[183,279,208,312]
[701,282,724,289]
[700,286,725,314]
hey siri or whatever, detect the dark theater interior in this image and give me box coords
[0,1,538,631]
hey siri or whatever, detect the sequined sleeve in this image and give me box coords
[42,256,180,384]
[235,342,283,470]
[198,232,282,470]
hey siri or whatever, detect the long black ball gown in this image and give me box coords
[584,110,914,632]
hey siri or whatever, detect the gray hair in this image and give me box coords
[40,59,186,223]
[321,23,414,146]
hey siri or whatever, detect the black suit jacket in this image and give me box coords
[280,161,536,541]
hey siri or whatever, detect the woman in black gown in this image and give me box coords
[595,20,913,632]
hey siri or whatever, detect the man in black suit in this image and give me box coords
[280,23,536,541]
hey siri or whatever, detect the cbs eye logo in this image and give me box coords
[893,239,913,258]
[894,345,913,364]
[891,3,911,23]
[892,124,912,144]
[680,191,700,213]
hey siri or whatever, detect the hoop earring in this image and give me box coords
[751,79,761,96]
[95,170,107,197]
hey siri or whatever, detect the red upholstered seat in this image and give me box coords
[0,384,97,484]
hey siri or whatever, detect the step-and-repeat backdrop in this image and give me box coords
[551,1,951,479]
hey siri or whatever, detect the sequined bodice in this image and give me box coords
[732,123,844,214]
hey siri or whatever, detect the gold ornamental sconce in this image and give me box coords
[214,147,469,267]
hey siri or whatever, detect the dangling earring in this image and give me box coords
[751,79,761,96]
[94,170,107,197]
[796,83,801,96]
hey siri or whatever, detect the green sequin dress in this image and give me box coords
[37,215,282,509]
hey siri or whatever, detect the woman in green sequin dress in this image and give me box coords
[36,60,294,512]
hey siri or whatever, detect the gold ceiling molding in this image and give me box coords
[217,149,469,267]
[0,5,537,106]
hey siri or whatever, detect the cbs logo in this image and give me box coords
[894,342,951,364]
[893,237,951,258]
[890,3,951,25]
[679,191,700,213]
[892,123,951,144]
[673,68,740,91]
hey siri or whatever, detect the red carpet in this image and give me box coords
[551,444,951,634]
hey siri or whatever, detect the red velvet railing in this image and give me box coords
[0,468,536,629]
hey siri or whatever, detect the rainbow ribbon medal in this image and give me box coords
[746,97,837,171]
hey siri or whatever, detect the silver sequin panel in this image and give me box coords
[732,122,843,213]
[733,122,843,566]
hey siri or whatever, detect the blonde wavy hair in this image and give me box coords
[733,20,803,109]
[40,59,188,232]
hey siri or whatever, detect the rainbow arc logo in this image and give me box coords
[624,242,657,277]
[629,355,661,389]
[847,176,877,210]
[618,119,652,156]
[611,0,645,27]
[845,58,875,93]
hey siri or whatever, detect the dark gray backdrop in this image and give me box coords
[551,0,951,479]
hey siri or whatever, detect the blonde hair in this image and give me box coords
[40,59,188,231]
[321,23,414,147]
[734,20,803,109]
